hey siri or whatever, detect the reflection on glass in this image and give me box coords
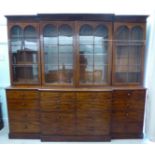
[94,45,108,54]
[94,54,108,65]
[131,26,143,41]
[45,65,58,83]
[129,47,141,65]
[80,65,93,83]
[24,26,37,51]
[12,65,38,83]
[11,26,23,52]
[94,65,108,83]
[80,25,93,44]
[94,25,108,44]
[45,51,58,65]
[59,65,73,83]
[59,25,73,44]
[116,26,129,41]
[80,45,93,54]
[43,25,57,45]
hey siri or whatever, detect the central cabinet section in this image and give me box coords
[40,90,112,141]
[40,21,112,86]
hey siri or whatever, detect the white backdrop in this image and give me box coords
[0,0,155,141]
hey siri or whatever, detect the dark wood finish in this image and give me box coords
[6,89,40,137]
[5,14,147,141]
[111,89,146,138]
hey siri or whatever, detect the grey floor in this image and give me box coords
[0,123,153,144]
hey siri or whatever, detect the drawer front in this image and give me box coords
[111,121,125,133]
[126,122,143,133]
[41,100,75,112]
[113,90,146,100]
[77,111,110,135]
[112,111,144,123]
[41,112,75,135]
[7,90,38,100]
[9,110,40,122]
[8,100,39,110]
[76,92,112,102]
[10,121,40,133]
[40,92,75,102]
[77,101,111,111]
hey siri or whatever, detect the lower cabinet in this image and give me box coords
[6,88,146,141]
[6,89,40,138]
[111,89,146,138]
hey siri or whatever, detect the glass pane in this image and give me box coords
[59,25,73,44]
[94,54,108,65]
[80,45,93,54]
[80,65,93,83]
[94,44,108,54]
[59,53,73,65]
[131,26,143,41]
[116,46,128,65]
[12,51,38,64]
[45,65,58,83]
[80,24,93,44]
[80,53,93,66]
[44,46,58,65]
[12,65,38,83]
[59,45,73,53]
[12,51,24,64]
[11,39,22,52]
[43,25,58,45]
[128,65,141,83]
[24,26,37,38]
[11,26,22,38]
[94,25,108,44]
[115,65,128,72]
[116,26,129,41]
[115,72,128,83]
[24,26,37,51]
[59,65,73,83]
[10,26,23,52]
[129,46,141,65]
[94,65,108,83]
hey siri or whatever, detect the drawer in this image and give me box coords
[77,101,111,111]
[41,112,75,135]
[40,92,75,102]
[76,92,112,103]
[113,90,146,100]
[126,122,143,133]
[8,100,39,110]
[41,101,75,112]
[9,110,40,122]
[112,100,145,111]
[77,111,110,135]
[7,90,38,100]
[111,121,125,133]
[40,92,59,100]
[112,111,144,123]
[10,121,40,133]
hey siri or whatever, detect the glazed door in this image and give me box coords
[41,22,75,86]
[9,23,40,85]
[113,23,145,85]
[76,21,112,86]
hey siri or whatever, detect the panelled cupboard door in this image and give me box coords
[40,21,75,86]
[77,22,112,86]
[113,23,145,85]
[8,23,41,85]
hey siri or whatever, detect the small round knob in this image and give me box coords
[128,93,131,96]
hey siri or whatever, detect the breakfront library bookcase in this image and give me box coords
[6,14,147,141]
